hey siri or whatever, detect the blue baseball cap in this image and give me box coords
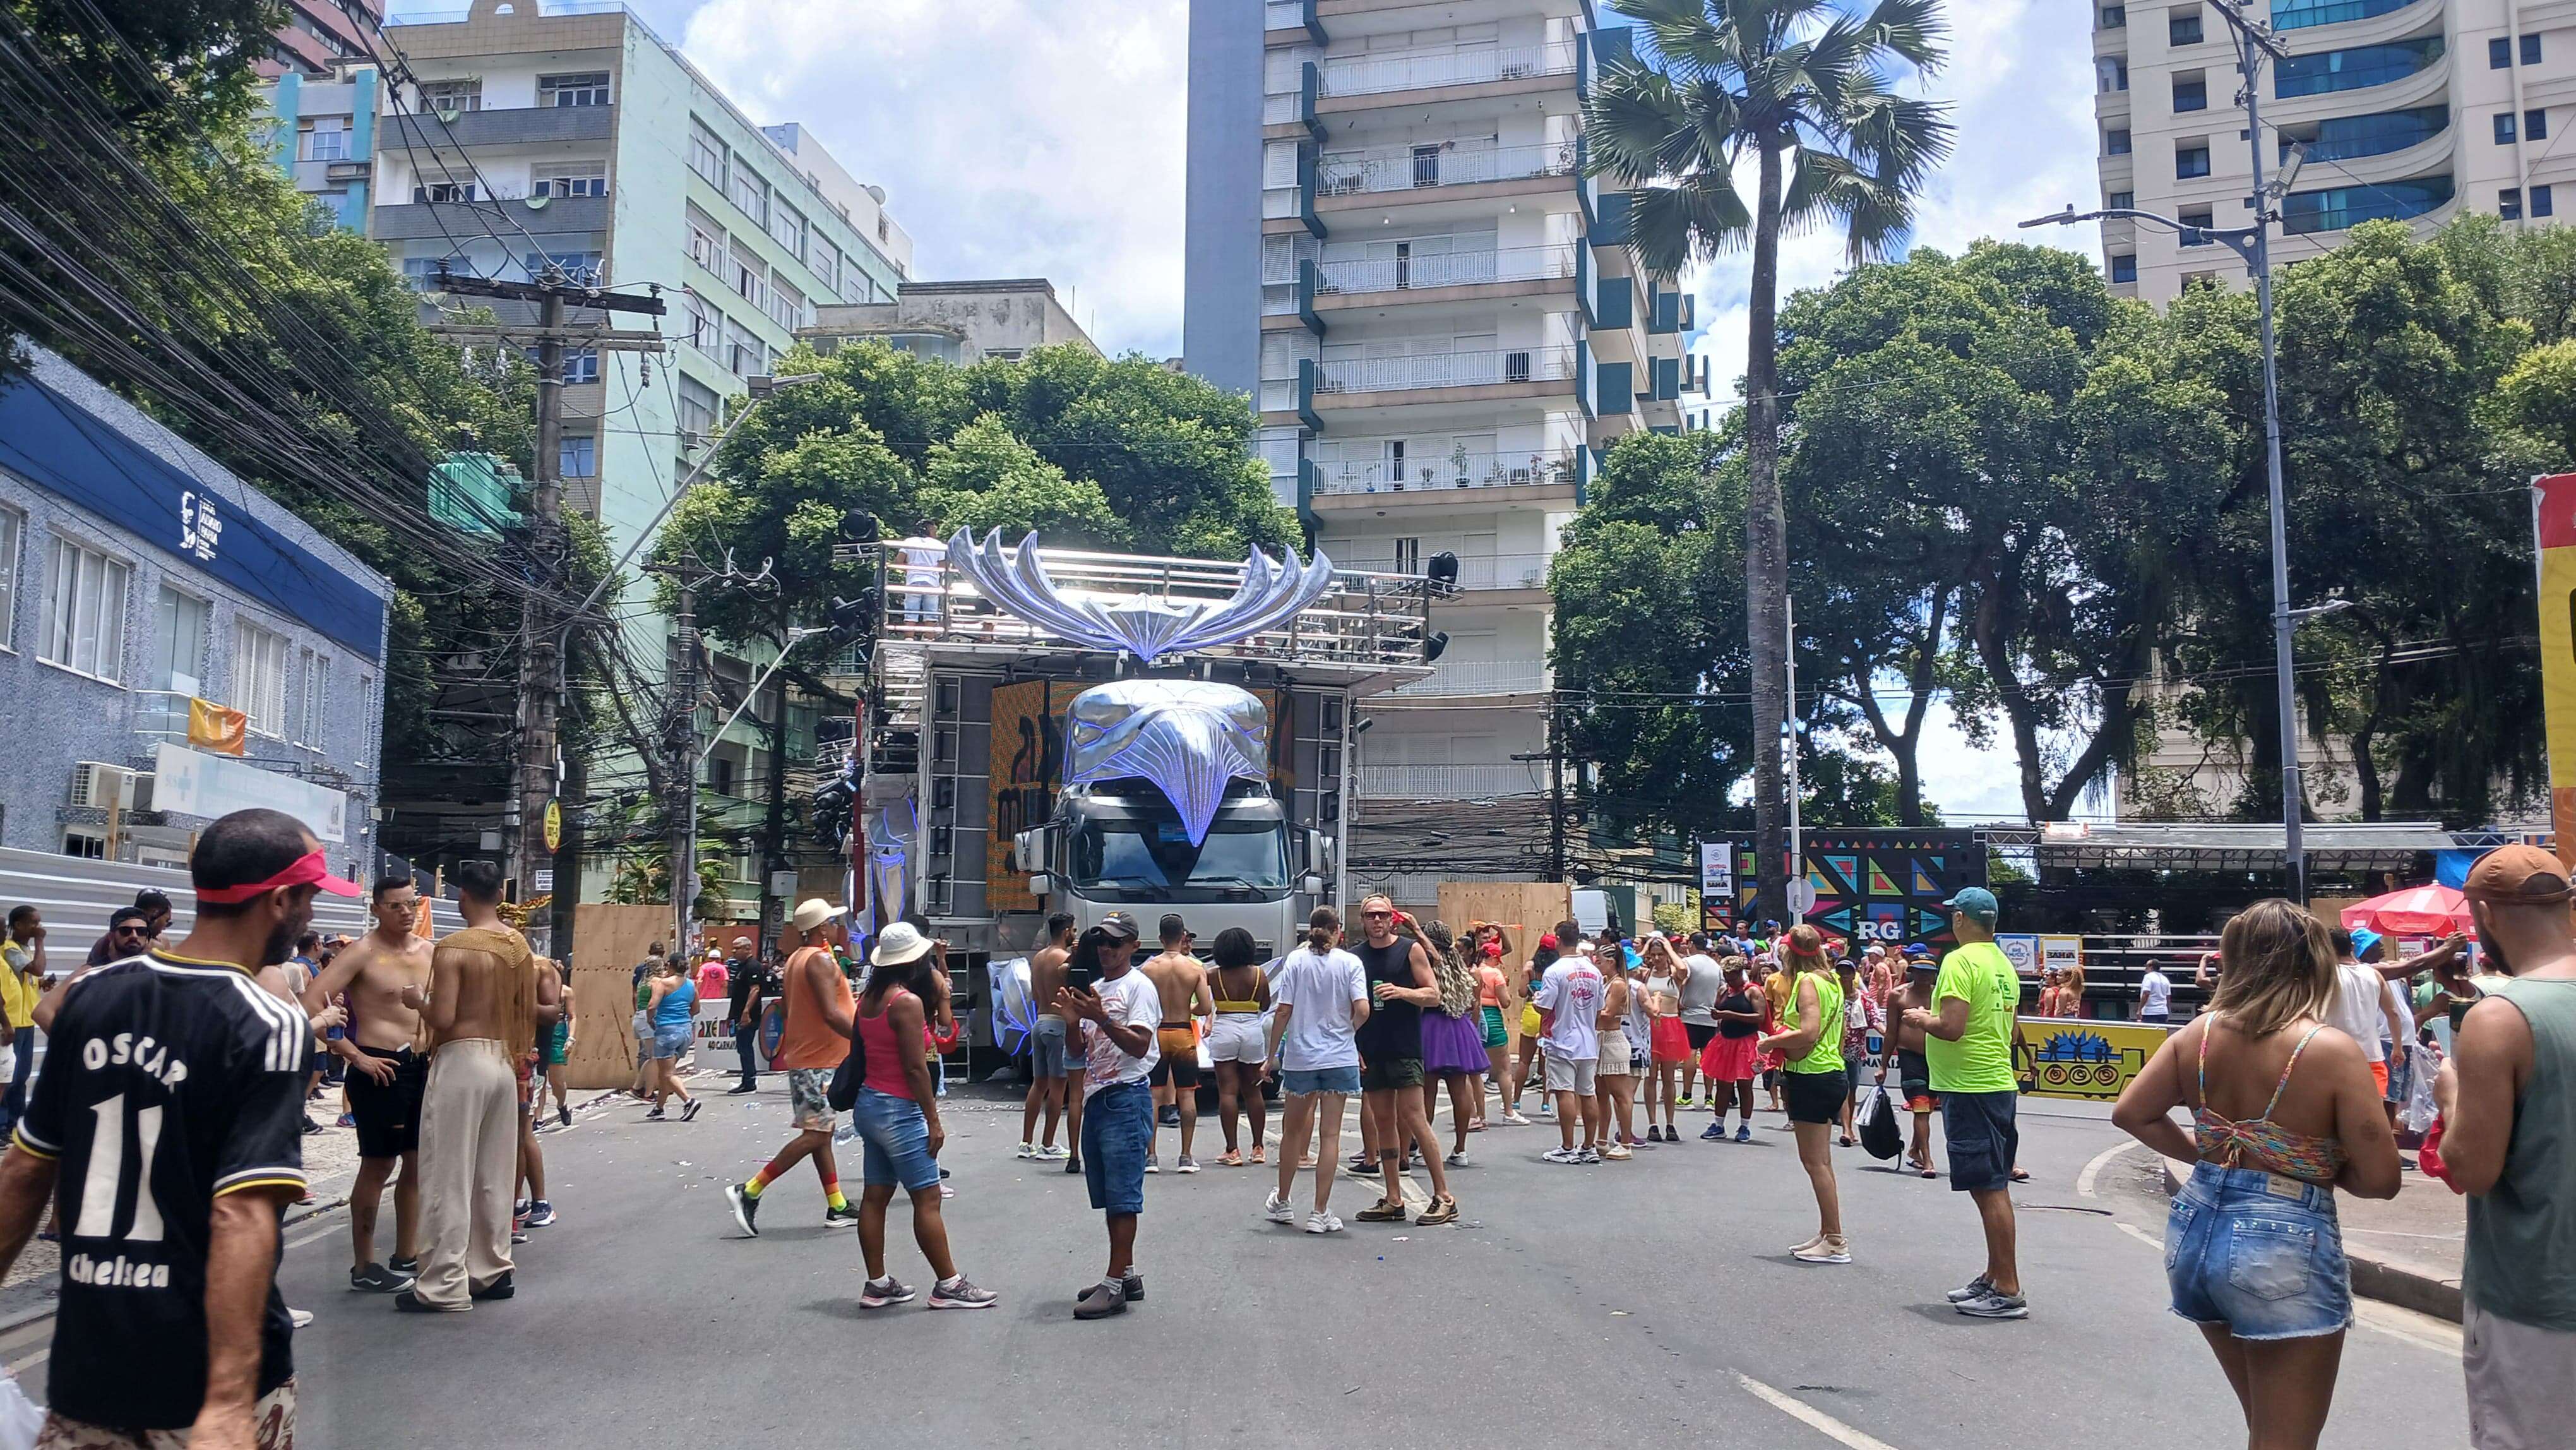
[1940,887,2000,926]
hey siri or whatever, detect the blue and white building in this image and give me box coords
[0,344,392,882]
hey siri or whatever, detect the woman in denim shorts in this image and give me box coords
[2114,900,2402,1450]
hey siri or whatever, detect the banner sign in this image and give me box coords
[2015,1016,2173,1101]
[2536,473,2576,868]
[153,742,347,843]
[1707,830,1984,948]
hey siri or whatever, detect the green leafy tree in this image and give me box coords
[1583,0,1953,908]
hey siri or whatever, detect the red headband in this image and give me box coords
[195,851,362,905]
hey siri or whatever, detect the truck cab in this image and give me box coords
[1019,785,1331,961]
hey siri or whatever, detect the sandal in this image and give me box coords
[2010,1168,2030,1183]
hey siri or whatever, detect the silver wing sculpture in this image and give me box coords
[1063,680,1270,846]
[943,529,1336,664]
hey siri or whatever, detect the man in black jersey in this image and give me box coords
[0,808,355,1450]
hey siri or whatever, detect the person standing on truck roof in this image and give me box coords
[1018,913,1078,1163]
[1141,914,1214,1174]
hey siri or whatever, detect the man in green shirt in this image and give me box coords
[1903,887,2027,1321]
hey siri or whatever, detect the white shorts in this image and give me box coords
[1542,1055,1597,1096]
[1206,1014,1267,1064]
[2467,1303,2576,1449]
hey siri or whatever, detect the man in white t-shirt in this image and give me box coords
[1058,913,1158,1320]
[895,520,947,628]
[1534,952,1605,1163]
[1261,915,1371,1234]
[2137,964,2174,1025]
[2327,926,2411,1105]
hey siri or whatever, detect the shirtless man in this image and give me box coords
[397,860,561,1312]
[1018,913,1078,1163]
[1140,914,1214,1174]
[1876,953,1940,1177]
[302,877,436,1292]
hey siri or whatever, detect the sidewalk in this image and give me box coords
[2164,1159,2465,1322]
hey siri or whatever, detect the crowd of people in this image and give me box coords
[7,818,2576,1447]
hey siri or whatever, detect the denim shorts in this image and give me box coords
[1081,1079,1153,1216]
[1031,1016,1070,1078]
[2165,1163,2352,1340]
[1280,1065,1359,1096]
[651,1024,693,1059]
[1940,1089,2020,1192]
[852,1088,942,1192]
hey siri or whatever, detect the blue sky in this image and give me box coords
[386,0,2110,818]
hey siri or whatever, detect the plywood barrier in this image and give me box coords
[1435,881,1572,1048]
[564,903,672,1090]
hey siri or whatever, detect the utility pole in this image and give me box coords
[426,267,666,953]
[669,580,700,955]
[1549,696,1567,884]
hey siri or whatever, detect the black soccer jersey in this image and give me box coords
[15,950,313,1429]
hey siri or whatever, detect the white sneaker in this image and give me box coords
[1263,1190,1297,1224]
[1793,1236,1852,1265]
[1577,1147,1602,1164]
[1039,1143,1071,1160]
[1501,1111,1532,1126]
[1015,1142,1038,1160]
[1176,1156,1201,1174]
[1542,1147,1580,1164]
[1445,1149,1469,1166]
[1304,1211,1344,1234]
[1145,1156,1159,1175]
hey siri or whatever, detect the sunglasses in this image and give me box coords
[1361,910,1394,920]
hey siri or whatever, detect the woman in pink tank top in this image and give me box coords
[848,946,993,1310]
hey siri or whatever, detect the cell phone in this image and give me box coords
[1065,958,1099,993]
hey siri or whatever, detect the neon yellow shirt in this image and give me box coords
[1928,940,2021,1094]
[1790,969,1847,1077]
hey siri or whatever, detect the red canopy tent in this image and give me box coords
[2339,884,2474,938]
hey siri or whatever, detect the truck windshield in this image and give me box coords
[1067,817,1290,896]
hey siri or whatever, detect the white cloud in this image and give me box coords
[640,0,1190,357]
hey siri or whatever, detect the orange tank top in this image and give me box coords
[772,947,854,1070]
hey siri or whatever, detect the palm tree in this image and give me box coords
[1582,0,1952,919]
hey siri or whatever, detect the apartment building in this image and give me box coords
[258,0,382,79]
[802,279,1100,364]
[2096,0,2576,303]
[368,0,914,914]
[1185,1,1700,884]
[257,64,381,232]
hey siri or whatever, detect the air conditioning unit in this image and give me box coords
[69,762,135,810]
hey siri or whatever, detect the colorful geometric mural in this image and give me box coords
[1702,830,1986,950]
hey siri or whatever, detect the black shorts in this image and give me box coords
[1684,1022,1719,1051]
[345,1044,427,1159]
[1784,1068,1847,1125]
[1148,1052,1200,1091]
[1941,1089,2021,1192]
[1361,1056,1424,1091]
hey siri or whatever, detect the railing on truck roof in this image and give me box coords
[833,540,1440,671]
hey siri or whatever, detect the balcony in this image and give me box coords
[1313,449,1581,496]
[1315,345,1578,396]
[1578,138,1635,245]
[1648,285,1694,333]
[1578,26,1633,101]
[1387,657,1550,698]
[1260,258,1323,335]
[1580,344,1635,419]
[1578,245,1633,330]
[1313,244,1577,297]
[374,192,610,240]
[1263,61,1323,143]
[1318,42,1578,100]
[1262,144,1324,237]
[1258,357,1323,431]
[381,104,613,152]
[1265,0,1325,45]
[1315,140,1579,198]
[1418,551,1558,592]
[1358,763,1542,800]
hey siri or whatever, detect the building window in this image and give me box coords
[812,241,839,295]
[2173,73,2207,111]
[2498,112,2519,145]
[729,167,768,227]
[402,253,468,288]
[2099,56,2128,92]
[2106,127,2132,155]
[687,208,726,275]
[523,250,602,285]
[294,650,329,749]
[2530,108,2550,141]
[230,622,289,736]
[2537,184,2556,218]
[689,120,727,189]
[2493,37,2513,68]
[411,180,477,203]
[2503,187,2524,220]
[539,71,611,107]
[2526,33,2545,66]
[729,243,766,307]
[986,349,1024,363]
[2176,143,2210,177]
[2108,189,2135,209]
[563,349,599,385]
[2169,8,2201,45]
[724,318,767,378]
[681,288,719,351]
[0,506,19,652]
[297,115,350,162]
[152,585,208,696]
[559,434,598,479]
[678,376,720,446]
[2110,253,2138,284]
[769,202,806,263]
[2101,5,2125,27]
[39,536,129,683]
[417,78,481,113]
[2179,205,2215,243]
[766,279,806,332]
[2181,271,2222,291]
[532,162,608,199]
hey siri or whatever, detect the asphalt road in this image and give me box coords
[2,1079,2468,1447]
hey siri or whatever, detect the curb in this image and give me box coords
[2159,1163,2461,1324]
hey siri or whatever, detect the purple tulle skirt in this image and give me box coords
[1421,1009,1491,1076]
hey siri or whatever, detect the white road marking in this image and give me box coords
[2077,1141,2141,1199]
[1736,1373,1902,1450]
[2116,1221,2164,1252]
[2354,1298,2464,1355]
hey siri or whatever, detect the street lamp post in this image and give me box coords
[2023,0,2325,903]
